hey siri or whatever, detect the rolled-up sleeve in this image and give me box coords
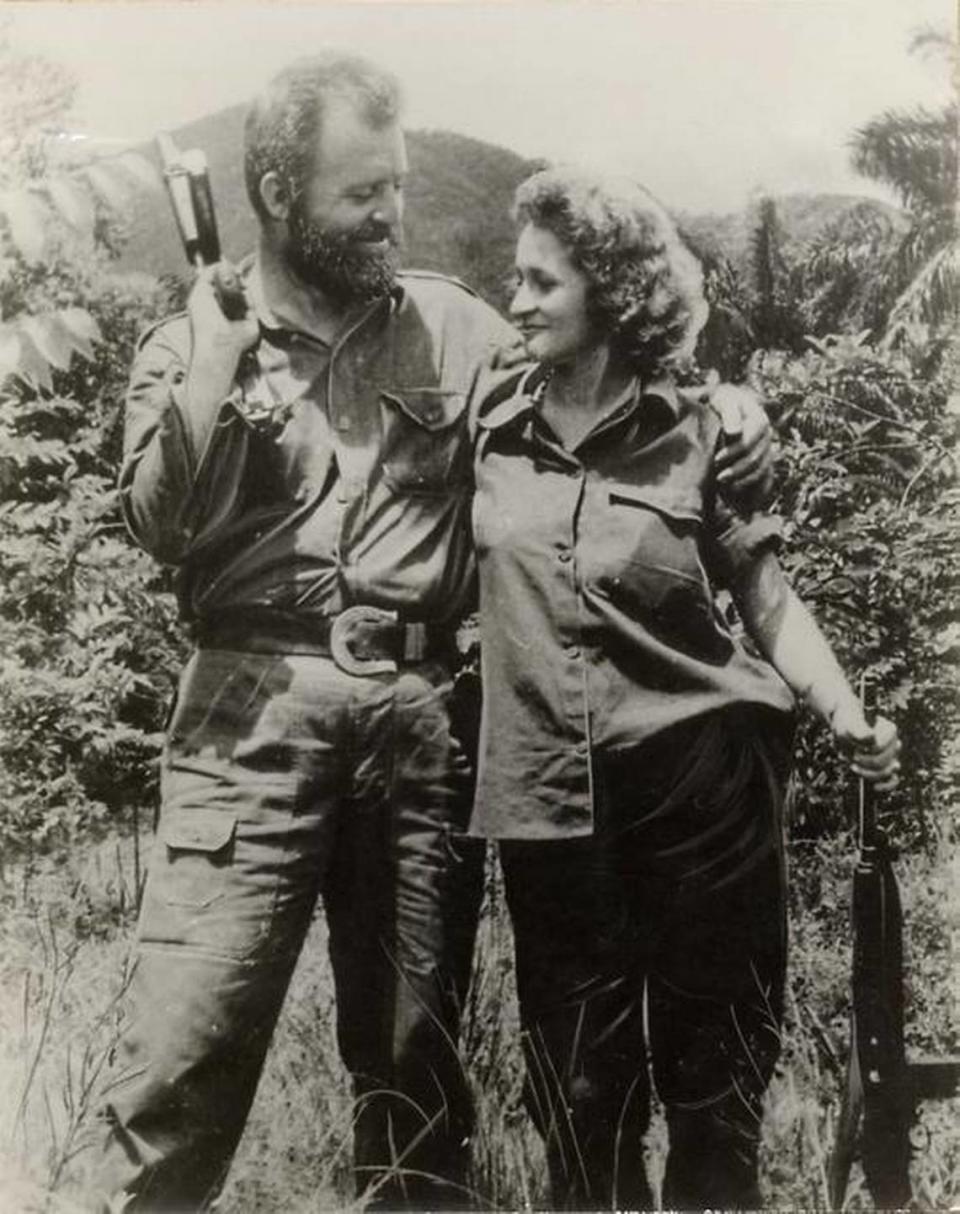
[704,493,784,587]
[119,319,251,565]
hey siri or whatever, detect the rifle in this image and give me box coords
[828,677,960,1209]
[157,133,248,320]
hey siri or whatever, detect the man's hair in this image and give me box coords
[512,167,708,379]
[244,52,403,222]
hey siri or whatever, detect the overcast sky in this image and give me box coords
[5,0,955,214]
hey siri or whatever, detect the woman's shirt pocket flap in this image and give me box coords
[161,808,237,854]
[608,481,702,522]
[381,389,467,432]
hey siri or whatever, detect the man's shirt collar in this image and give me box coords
[241,252,399,349]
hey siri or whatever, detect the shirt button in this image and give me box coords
[564,643,580,659]
[558,548,572,563]
[575,741,588,757]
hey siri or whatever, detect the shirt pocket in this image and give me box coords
[602,483,732,663]
[380,388,470,496]
[606,482,704,578]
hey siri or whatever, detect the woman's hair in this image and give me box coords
[512,167,708,377]
[244,52,402,222]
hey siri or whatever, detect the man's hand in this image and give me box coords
[710,384,775,500]
[488,334,530,372]
[833,704,901,790]
[184,263,259,413]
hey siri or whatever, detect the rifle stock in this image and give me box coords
[851,835,911,1207]
[157,133,248,321]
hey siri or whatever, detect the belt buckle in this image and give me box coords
[330,605,399,676]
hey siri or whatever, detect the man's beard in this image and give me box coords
[285,203,400,306]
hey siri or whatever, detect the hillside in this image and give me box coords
[119,102,902,312]
[679,193,906,279]
[120,108,540,312]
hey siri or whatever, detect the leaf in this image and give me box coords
[81,162,130,211]
[46,174,96,235]
[0,328,23,384]
[58,307,102,361]
[0,189,49,262]
[21,314,74,372]
[884,241,960,338]
[12,329,54,393]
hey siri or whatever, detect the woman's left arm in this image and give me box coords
[732,551,901,788]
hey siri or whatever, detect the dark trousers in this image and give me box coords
[95,647,484,1212]
[500,707,792,1211]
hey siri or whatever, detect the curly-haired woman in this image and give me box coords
[469,168,900,1210]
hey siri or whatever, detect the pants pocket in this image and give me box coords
[157,807,237,909]
[137,807,272,958]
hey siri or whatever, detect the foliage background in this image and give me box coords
[0,28,956,1214]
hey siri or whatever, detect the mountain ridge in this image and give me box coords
[119,102,902,313]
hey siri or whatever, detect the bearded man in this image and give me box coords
[95,52,774,1213]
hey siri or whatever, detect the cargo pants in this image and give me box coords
[95,644,484,1212]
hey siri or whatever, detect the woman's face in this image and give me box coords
[510,223,598,366]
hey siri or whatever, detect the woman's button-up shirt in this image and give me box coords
[470,372,795,840]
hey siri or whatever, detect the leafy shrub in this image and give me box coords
[0,43,184,861]
[751,333,959,845]
[0,317,185,858]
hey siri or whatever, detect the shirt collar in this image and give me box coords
[600,374,681,421]
[476,365,548,432]
[478,367,681,435]
[241,253,401,348]
[241,256,288,338]
[639,376,681,418]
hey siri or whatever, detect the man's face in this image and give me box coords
[284,100,408,305]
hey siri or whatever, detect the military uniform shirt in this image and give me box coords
[470,369,796,839]
[120,261,515,624]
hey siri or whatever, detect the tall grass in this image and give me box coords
[0,841,136,1212]
[1,827,957,1211]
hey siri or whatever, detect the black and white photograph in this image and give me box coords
[0,1,956,1210]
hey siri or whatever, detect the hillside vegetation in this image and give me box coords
[120,102,902,321]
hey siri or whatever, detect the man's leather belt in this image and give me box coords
[193,605,457,676]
